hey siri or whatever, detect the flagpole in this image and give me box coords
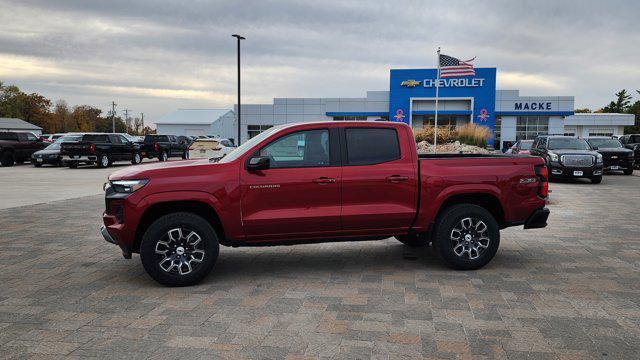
[433,47,441,153]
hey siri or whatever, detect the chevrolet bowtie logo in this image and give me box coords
[401,79,421,88]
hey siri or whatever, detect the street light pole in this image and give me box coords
[232,34,245,145]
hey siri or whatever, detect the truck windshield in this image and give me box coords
[587,139,622,149]
[548,138,591,150]
[219,126,284,163]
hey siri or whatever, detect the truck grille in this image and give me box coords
[561,155,594,167]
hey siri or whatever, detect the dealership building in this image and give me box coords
[156,67,634,148]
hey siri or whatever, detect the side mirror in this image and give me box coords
[592,146,598,150]
[247,156,270,171]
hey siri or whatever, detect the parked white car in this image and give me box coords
[188,138,235,159]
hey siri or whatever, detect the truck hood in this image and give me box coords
[108,158,213,180]
[595,147,633,154]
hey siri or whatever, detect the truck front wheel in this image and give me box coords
[433,204,500,270]
[140,212,219,287]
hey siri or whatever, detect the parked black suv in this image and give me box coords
[619,134,640,168]
[585,137,634,175]
[531,135,603,183]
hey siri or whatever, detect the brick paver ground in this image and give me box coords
[1,175,639,359]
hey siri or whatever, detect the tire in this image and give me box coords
[1,152,15,167]
[182,150,189,160]
[590,176,602,184]
[432,204,500,271]
[33,163,42,168]
[159,151,168,162]
[623,169,633,175]
[131,152,142,165]
[97,153,110,168]
[395,233,428,247]
[140,212,219,287]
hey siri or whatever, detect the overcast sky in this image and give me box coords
[1,0,639,124]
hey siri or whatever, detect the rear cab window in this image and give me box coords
[83,134,110,142]
[144,135,169,143]
[344,128,400,165]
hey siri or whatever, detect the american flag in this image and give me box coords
[439,54,475,78]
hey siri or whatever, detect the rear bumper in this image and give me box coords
[62,155,97,163]
[524,208,550,229]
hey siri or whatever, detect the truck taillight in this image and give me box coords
[534,165,549,198]
[154,143,158,152]
[90,144,95,154]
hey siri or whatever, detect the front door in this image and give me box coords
[340,126,417,233]
[241,128,341,241]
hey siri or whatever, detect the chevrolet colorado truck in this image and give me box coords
[102,121,550,286]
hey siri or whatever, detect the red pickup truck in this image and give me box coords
[102,121,549,286]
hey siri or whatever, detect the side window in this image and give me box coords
[26,133,38,141]
[256,129,329,169]
[119,135,129,143]
[631,135,640,143]
[110,135,122,144]
[221,140,231,147]
[619,136,628,144]
[345,128,400,165]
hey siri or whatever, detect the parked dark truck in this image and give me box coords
[140,135,190,161]
[619,134,640,168]
[102,122,550,286]
[61,133,142,168]
[586,137,634,175]
[0,131,47,167]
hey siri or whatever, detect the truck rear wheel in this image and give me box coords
[140,212,219,287]
[433,204,500,270]
[159,151,168,162]
[1,152,15,167]
[97,153,110,168]
[623,169,633,175]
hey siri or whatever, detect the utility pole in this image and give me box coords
[232,34,245,145]
[123,109,131,133]
[140,113,144,135]
[110,101,117,133]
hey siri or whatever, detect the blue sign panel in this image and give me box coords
[389,68,497,145]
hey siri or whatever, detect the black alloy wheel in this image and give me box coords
[433,204,500,270]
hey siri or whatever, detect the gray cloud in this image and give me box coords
[1,0,638,122]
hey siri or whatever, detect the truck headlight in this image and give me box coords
[596,153,603,165]
[110,179,149,193]
[548,152,559,162]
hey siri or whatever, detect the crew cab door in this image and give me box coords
[240,128,341,241]
[340,126,417,232]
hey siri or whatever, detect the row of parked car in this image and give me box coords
[0,131,237,168]
[505,135,639,183]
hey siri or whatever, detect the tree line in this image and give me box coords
[0,81,154,135]
[574,89,640,133]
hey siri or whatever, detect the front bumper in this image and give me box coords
[603,159,634,171]
[31,156,60,165]
[524,208,550,229]
[548,163,603,178]
[101,223,132,259]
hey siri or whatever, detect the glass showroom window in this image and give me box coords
[494,116,502,149]
[248,125,273,139]
[333,116,367,121]
[516,116,549,140]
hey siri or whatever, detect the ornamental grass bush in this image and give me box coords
[414,123,491,148]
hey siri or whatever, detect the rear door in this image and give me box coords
[240,127,342,240]
[340,126,417,232]
[108,135,125,160]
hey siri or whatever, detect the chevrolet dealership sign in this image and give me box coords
[401,78,486,88]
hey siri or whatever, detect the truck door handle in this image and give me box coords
[386,175,409,183]
[313,177,336,184]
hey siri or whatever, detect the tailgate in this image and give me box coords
[60,142,92,156]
